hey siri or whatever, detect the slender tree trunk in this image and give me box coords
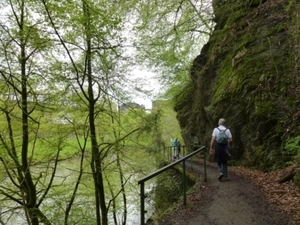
[109,100,128,225]
[82,1,108,224]
[64,140,86,225]
[116,154,127,225]
[19,1,38,224]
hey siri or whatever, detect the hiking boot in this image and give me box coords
[218,173,223,181]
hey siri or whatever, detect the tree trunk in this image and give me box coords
[19,1,38,223]
[83,1,108,224]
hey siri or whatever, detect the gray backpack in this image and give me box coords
[216,128,228,144]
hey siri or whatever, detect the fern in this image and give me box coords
[284,136,300,165]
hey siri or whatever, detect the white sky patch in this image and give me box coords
[129,69,163,109]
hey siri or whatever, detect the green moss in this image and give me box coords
[253,101,272,117]
[224,7,248,29]
[242,143,285,170]
[294,171,300,188]
[154,167,195,216]
[211,58,233,104]
[177,0,300,172]
[174,81,193,111]
[284,135,300,167]
[242,145,266,169]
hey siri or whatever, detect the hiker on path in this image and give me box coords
[171,137,180,160]
[209,118,233,181]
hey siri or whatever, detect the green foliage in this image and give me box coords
[153,167,195,216]
[242,145,264,168]
[164,68,192,110]
[284,136,300,165]
[284,136,300,154]
[253,101,272,117]
[134,0,213,86]
[294,171,300,188]
[154,170,182,214]
[242,143,285,171]
[152,100,183,148]
[173,79,194,111]
[0,0,202,223]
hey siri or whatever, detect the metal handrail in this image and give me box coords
[165,145,187,159]
[137,146,207,225]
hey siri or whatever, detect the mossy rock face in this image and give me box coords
[176,0,300,170]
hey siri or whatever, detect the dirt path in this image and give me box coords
[155,160,292,225]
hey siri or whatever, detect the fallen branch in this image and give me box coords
[277,167,299,183]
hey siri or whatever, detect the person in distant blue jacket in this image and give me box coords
[209,118,233,181]
[171,137,180,160]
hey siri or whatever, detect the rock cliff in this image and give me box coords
[176,0,300,169]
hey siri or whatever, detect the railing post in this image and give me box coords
[183,159,186,205]
[204,150,207,182]
[140,182,145,225]
[138,146,206,224]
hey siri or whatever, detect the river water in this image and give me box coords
[0,157,156,225]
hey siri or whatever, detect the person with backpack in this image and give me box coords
[171,137,180,161]
[209,118,233,181]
